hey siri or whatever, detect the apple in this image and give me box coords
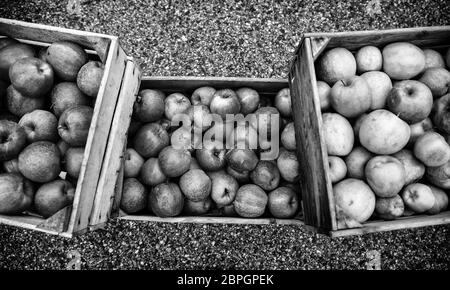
[375,195,405,220]
[50,82,90,117]
[164,92,191,121]
[206,169,226,180]
[328,156,347,184]
[210,89,241,119]
[234,184,268,218]
[317,81,331,111]
[76,61,104,97]
[184,105,211,132]
[277,148,300,183]
[191,86,216,106]
[236,87,260,114]
[34,179,75,218]
[0,120,27,161]
[268,187,299,219]
[9,57,54,98]
[382,42,425,80]
[57,140,69,156]
[322,113,354,156]
[361,71,392,110]
[393,149,425,185]
[196,140,226,171]
[18,141,61,183]
[210,171,239,208]
[6,85,46,117]
[355,45,382,73]
[148,182,184,217]
[226,149,258,173]
[46,41,88,81]
[179,169,211,201]
[401,183,435,213]
[359,109,410,154]
[158,146,191,178]
[0,43,35,81]
[250,106,280,138]
[120,178,148,214]
[419,67,450,98]
[133,122,169,158]
[0,37,19,50]
[433,93,450,134]
[423,49,446,69]
[333,178,376,223]
[58,105,93,146]
[221,204,238,216]
[2,158,19,174]
[133,89,165,123]
[386,80,433,124]
[123,148,144,178]
[0,173,34,214]
[365,155,405,198]
[426,160,450,189]
[408,118,433,145]
[64,147,85,178]
[345,146,373,179]
[281,122,296,151]
[140,157,166,186]
[183,198,213,215]
[352,113,368,140]
[250,160,280,191]
[414,132,450,167]
[316,47,356,85]
[171,126,200,152]
[427,185,449,214]
[226,165,250,183]
[274,88,292,118]
[330,76,372,118]
[19,109,58,142]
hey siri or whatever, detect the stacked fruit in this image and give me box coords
[0,37,104,218]
[316,42,450,226]
[121,86,301,219]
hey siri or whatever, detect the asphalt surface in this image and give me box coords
[0,0,450,270]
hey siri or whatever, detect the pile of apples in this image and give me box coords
[120,86,301,219]
[316,42,450,226]
[0,37,104,218]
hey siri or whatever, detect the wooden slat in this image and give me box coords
[0,214,73,237]
[68,38,128,234]
[37,206,71,233]
[90,58,141,226]
[289,38,336,231]
[330,211,450,238]
[310,36,330,60]
[304,26,450,51]
[0,18,112,62]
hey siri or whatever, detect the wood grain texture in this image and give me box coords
[0,214,73,237]
[90,58,141,226]
[310,36,330,60]
[289,38,336,232]
[37,206,71,233]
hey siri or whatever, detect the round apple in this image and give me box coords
[133,89,165,123]
[268,187,299,219]
[382,42,425,80]
[0,120,27,161]
[191,86,216,106]
[365,155,406,198]
[209,89,241,119]
[359,109,410,154]
[18,141,61,183]
[316,47,356,85]
[277,148,300,183]
[355,45,382,73]
[7,85,46,117]
[328,156,347,184]
[210,171,239,208]
[19,109,58,143]
[419,67,450,98]
[344,146,373,179]
[330,76,371,118]
[281,122,296,151]
[236,87,260,115]
[333,178,376,223]
[426,160,450,189]
[124,148,144,178]
[361,71,392,110]
[423,49,446,69]
[226,148,258,173]
[148,182,184,217]
[196,140,226,171]
[46,41,88,81]
[9,57,54,98]
[393,149,425,185]
[76,61,104,97]
[133,122,169,158]
[414,131,450,167]
[140,157,166,186]
[164,92,191,121]
[226,165,250,183]
[401,183,435,213]
[179,169,211,201]
[58,105,93,147]
[34,179,74,218]
[0,43,36,81]
[250,106,280,139]
[50,82,90,117]
[433,93,450,134]
[317,81,331,111]
[322,113,354,156]
[183,198,213,215]
[427,185,449,214]
[375,195,405,220]
[120,178,148,214]
[158,146,191,178]
[250,160,280,191]
[234,184,268,218]
[0,173,34,215]
[274,88,292,118]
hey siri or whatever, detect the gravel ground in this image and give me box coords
[0,0,450,270]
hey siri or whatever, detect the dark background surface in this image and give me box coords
[0,0,449,270]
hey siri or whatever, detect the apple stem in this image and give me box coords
[340,80,346,86]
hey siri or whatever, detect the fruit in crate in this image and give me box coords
[18,141,61,183]
[281,122,296,151]
[250,106,281,138]
[322,113,354,156]
[0,120,27,161]
[164,92,191,121]
[427,185,449,214]
[234,184,268,218]
[45,41,88,81]
[355,46,382,73]
[158,146,191,178]
[359,109,410,154]
[392,149,425,185]
[210,171,239,208]
[34,179,75,218]
[418,67,450,98]
[236,87,260,115]
[19,110,58,143]
[209,89,241,119]
[0,173,34,214]
[408,118,433,145]
[328,156,347,184]
[360,71,392,110]
[423,49,445,69]
[191,86,216,106]
[6,85,46,117]
[226,149,258,173]
[375,195,405,220]
[277,148,300,183]
[77,61,104,97]
[386,80,433,124]
[0,43,36,80]
[133,89,165,123]
[382,42,425,80]
[120,178,148,214]
[432,93,450,134]
[316,81,331,111]
[330,75,372,118]
[401,183,435,213]
[9,57,54,98]
[140,157,166,186]
[184,104,211,132]
[274,88,292,117]
[426,160,450,189]
[413,132,450,167]
[316,47,356,85]
[345,146,373,179]
[148,182,184,217]
[133,122,169,158]
[179,169,211,201]
[58,105,94,146]
[50,82,90,117]
[365,156,406,198]
[250,160,280,191]
[184,198,213,215]
[123,148,144,178]
[196,140,226,171]
[64,147,85,178]
[268,187,299,219]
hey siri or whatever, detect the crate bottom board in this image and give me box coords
[119,215,304,226]
[329,211,450,238]
[0,214,74,237]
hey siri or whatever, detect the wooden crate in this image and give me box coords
[101,76,305,226]
[289,26,450,237]
[0,18,139,237]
